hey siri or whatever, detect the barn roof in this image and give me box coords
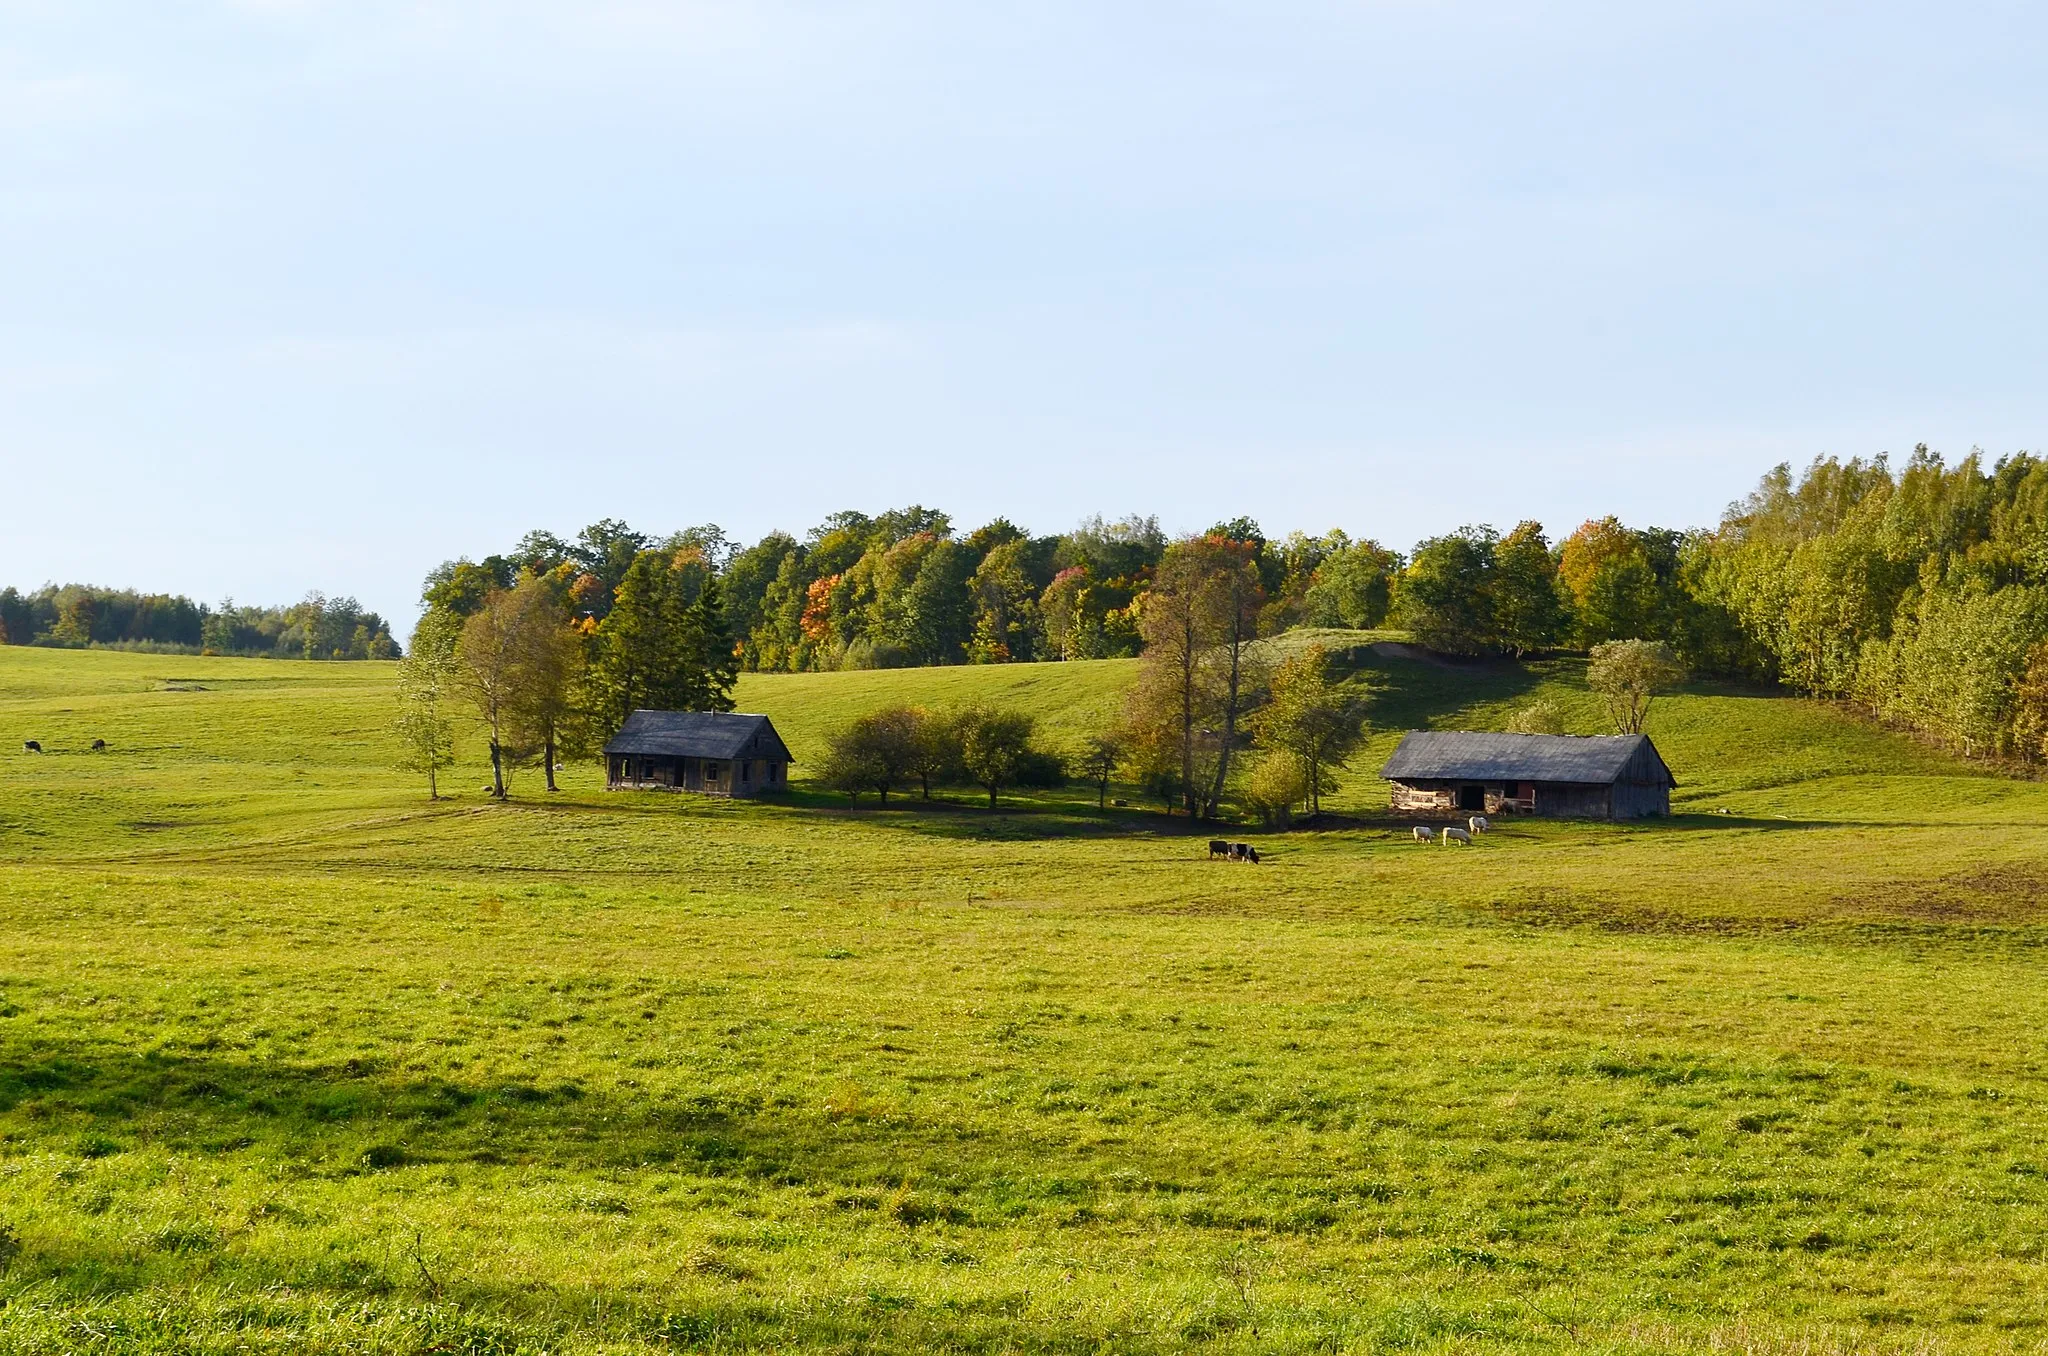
[603,710,795,763]
[1380,731,1675,787]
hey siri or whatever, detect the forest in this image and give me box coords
[421,447,2048,767]
[0,585,399,660]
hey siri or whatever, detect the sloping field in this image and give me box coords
[735,656,1139,768]
[2,644,2046,1353]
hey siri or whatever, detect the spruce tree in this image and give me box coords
[684,575,738,712]
[588,549,738,738]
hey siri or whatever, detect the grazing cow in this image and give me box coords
[92,739,107,752]
[23,740,41,753]
[1238,844,1259,864]
[1413,825,1435,843]
[1208,839,1231,859]
[1442,827,1472,846]
[1468,815,1488,834]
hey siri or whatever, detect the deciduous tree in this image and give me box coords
[957,707,1063,809]
[1131,535,1265,818]
[905,708,964,799]
[1200,539,1265,818]
[901,538,976,664]
[1075,732,1124,808]
[394,612,460,798]
[1490,522,1568,656]
[455,589,528,798]
[1039,567,1101,660]
[1395,528,1497,655]
[967,540,1039,663]
[1248,644,1364,817]
[501,573,586,792]
[820,708,920,804]
[1586,639,1686,735]
[1300,539,1398,630]
[2012,641,2048,762]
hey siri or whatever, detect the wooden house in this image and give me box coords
[603,710,794,797]
[1379,731,1675,820]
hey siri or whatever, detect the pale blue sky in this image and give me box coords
[4,2,2044,627]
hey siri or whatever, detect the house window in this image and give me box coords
[707,762,723,782]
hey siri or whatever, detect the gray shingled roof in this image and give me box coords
[603,710,794,762]
[1380,731,1674,786]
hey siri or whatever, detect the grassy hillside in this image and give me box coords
[735,658,1138,766]
[3,644,2047,1352]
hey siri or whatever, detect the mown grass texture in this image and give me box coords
[1,640,2046,1353]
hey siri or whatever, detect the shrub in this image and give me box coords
[1505,699,1567,735]
[1245,752,1310,826]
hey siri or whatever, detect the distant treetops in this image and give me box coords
[424,512,1400,680]
[0,585,397,660]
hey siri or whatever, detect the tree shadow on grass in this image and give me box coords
[1652,813,1938,832]
[0,1037,1087,1207]
[488,785,1913,849]
[800,799,1208,844]
[1326,645,1550,732]
[498,785,1220,845]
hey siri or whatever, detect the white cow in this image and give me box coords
[1469,815,1490,834]
[1412,825,1436,843]
[1441,827,1472,846]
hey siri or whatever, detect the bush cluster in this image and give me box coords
[818,706,1065,808]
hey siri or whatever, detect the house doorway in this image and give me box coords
[1458,784,1486,811]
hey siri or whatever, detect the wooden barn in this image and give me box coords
[603,710,795,797]
[1379,731,1676,820]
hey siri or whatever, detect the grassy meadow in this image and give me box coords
[2,640,2046,1352]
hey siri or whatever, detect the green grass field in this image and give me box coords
[3,640,2046,1353]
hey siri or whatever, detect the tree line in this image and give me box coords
[425,512,1399,675]
[0,585,398,659]
[1389,448,2048,760]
